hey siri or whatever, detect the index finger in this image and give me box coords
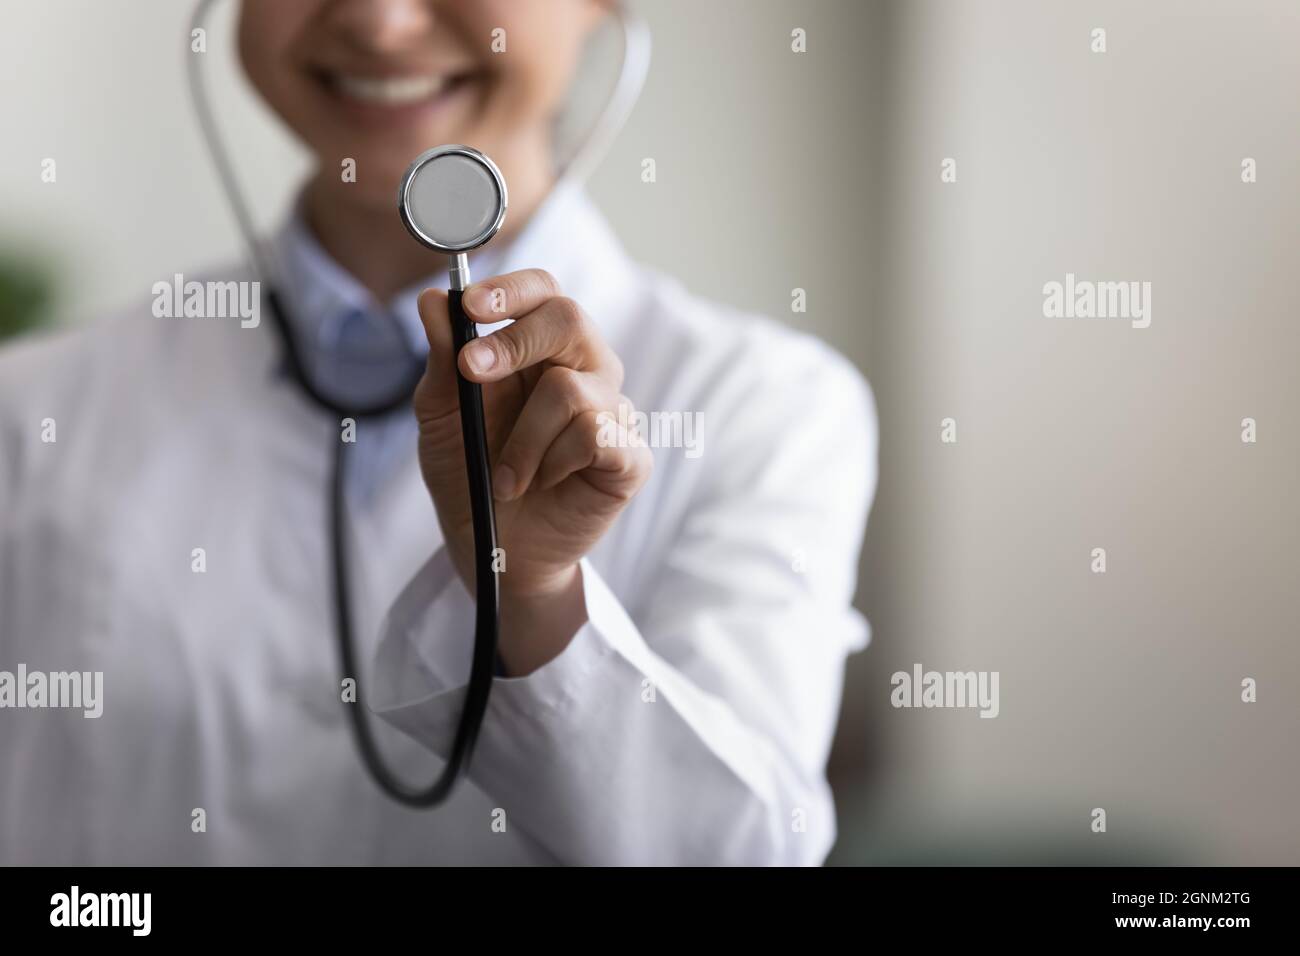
[460,268,561,322]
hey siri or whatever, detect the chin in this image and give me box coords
[318,165,404,211]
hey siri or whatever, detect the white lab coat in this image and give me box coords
[0,183,876,865]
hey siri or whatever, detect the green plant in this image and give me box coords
[0,253,54,341]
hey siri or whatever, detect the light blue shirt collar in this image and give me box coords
[269,200,503,409]
[277,207,467,359]
[266,180,594,404]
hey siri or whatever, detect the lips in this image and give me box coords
[309,66,477,130]
[331,73,448,106]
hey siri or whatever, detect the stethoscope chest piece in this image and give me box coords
[398,145,508,258]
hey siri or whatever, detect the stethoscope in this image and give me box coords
[185,0,650,807]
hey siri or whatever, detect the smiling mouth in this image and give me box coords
[314,69,476,109]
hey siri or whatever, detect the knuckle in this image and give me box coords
[552,296,586,334]
[614,396,637,434]
[582,409,609,445]
[605,349,626,388]
[530,269,562,298]
[634,447,655,483]
[542,365,588,408]
[623,435,654,474]
[485,331,520,370]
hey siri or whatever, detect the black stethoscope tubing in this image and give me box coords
[264,286,500,809]
[187,0,648,808]
[189,0,502,802]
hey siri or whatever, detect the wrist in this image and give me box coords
[501,562,581,603]
[496,563,586,677]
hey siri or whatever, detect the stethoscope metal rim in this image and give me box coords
[397,144,509,254]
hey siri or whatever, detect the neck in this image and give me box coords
[301,146,557,303]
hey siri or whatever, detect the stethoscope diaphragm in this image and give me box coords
[398,145,508,255]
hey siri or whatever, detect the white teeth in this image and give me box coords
[334,74,446,105]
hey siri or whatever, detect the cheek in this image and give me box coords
[237,3,280,87]
[236,18,266,97]
[486,37,584,129]
[237,3,314,129]
[473,1,592,115]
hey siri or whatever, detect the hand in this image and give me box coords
[414,269,653,675]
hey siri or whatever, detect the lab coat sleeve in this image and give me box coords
[368,336,877,865]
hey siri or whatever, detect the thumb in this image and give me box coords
[413,287,460,419]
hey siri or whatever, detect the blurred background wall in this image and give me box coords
[1,0,1295,864]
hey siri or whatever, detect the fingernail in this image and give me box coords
[463,286,495,314]
[465,343,495,374]
[494,464,517,501]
